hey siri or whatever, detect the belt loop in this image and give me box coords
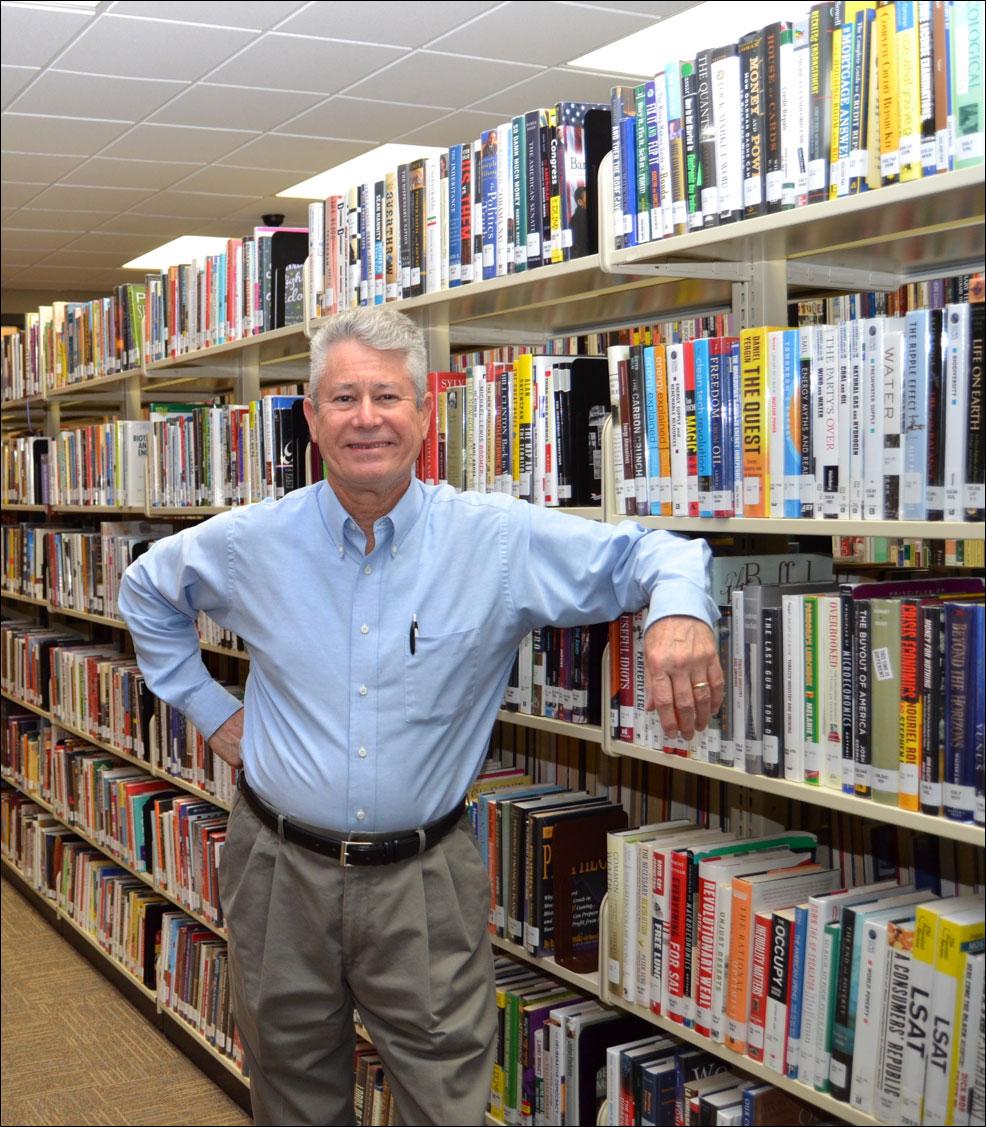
[276,812,285,838]
[416,827,426,855]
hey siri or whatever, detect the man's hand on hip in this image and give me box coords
[209,707,244,769]
[644,615,724,741]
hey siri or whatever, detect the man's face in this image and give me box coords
[303,339,431,500]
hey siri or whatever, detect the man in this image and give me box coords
[119,308,723,1127]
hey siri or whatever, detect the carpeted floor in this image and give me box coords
[1,875,251,1127]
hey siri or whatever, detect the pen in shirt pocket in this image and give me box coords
[409,614,419,655]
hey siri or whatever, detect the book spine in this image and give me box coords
[764,910,794,1074]
[680,61,703,230]
[634,83,651,245]
[762,606,783,780]
[809,4,836,203]
[763,23,784,213]
[512,116,527,273]
[965,297,985,520]
[748,910,773,1062]
[740,327,770,518]
[695,48,719,225]
[944,603,975,822]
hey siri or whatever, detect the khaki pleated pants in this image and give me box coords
[218,790,497,1126]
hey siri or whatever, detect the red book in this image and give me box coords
[682,340,699,516]
[666,849,691,1023]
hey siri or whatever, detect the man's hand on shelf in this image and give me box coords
[644,616,724,741]
[208,708,244,769]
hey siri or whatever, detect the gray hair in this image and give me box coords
[309,308,428,407]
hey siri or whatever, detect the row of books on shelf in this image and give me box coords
[830,533,984,569]
[602,816,984,1125]
[351,1039,399,1126]
[0,393,319,510]
[610,570,986,825]
[609,1,984,251]
[0,620,239,805]
[489,953,833,1127]
[1,709,227,925]
[502,624,609,728]
[0,785,244,1072]
[608,299,986,523]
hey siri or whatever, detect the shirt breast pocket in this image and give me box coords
[404,625,480,722]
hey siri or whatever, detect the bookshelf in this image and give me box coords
[3,95,984,1127]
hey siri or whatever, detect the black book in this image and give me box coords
[695,49,719,228]
[397,162,411,296]
[853,598,872,798]
[680,60,702,231]
[925,307,946,520]
[566,356,609,506]
[267,231,308,331]
[808,3,839,204]
[739,27,766,219]
[839,590,855,793]
[763,21,785,213]
[799,342,814,516]
[921,602,945,816]
[582,107,612,257]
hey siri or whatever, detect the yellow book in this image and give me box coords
[739,326,780,518]
[876,5,899,180]
[514,354,534,501]
[896,1,922,180]
[829,23,844,199]
[928,908,985,1125]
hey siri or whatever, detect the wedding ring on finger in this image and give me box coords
[691,681,710,691]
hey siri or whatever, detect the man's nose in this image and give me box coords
[352,394,381,425]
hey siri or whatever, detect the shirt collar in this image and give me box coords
[318,476,426,556]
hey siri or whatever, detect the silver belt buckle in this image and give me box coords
[339,838,358,866]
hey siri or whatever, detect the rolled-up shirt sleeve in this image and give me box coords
[506,503,719,632]
[117,513,243,740]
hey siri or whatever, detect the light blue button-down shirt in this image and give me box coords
[118,479,718,832]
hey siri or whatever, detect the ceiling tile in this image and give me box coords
[223,194,312,225]
[7,262,110,284]
[127,189,259,218]
[346,51,540,108]
[7,209,115,232]
[100,123,258,163]
[60,156,202,191]
[1,182,45,208]
[1,65,37,109]
[279,96,448,142]
[0,152,85,181]
[108,2,309,30]
[8,70,185,121]
[469,66,626,115]
[65,229,176,252]
[218,133,372,173]
[92,213,194,236]
[0,5,94,68]
[208,34,405,95]
[25,183,155,211]
[172,164,300,196]
[55,14,255,82]
[1,228,80,251]
[430,2,652,66]
[150,82,324,132]
[1,114,131,156]
[51,247,144,267]
[583,1,694,15]
[0,249,36,266]
[395,109,506,148]
[276,1,500,48]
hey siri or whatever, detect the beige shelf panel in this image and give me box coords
[495,709,603,745]
[620,514,986,540]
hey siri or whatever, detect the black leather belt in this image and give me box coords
[236,774,462,866]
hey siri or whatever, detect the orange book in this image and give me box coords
[739,326,780,517]
[724,861,839,1053]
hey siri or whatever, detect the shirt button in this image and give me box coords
[358,685,368,697]
[360,624,369,635]
[357,747,368,758]
[390,546,398,557]
[337,546,344,558]
[356,809,366,822]
[363,564,372,575]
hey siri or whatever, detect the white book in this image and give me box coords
[902,308,933,520]
[496,122,511,277]
[943,302,970,521]
[881,322,905,520]
[817,593,843,791]
[767,330,786,517]
[781,593,805,782]
[851,912,915,1113]
[635,840,655,1006]
[120,420,152,509]
[606,344,633,515]
[862,318,886,520]
[361,181,373,306]
[953,950,985,1126]
[425,156,440,295]
[816,324,840,517]
[655,71,673,242]
[874,917,918,1123]
[847,320,865,519]
[666,343,689,516]
[712,50,743,217]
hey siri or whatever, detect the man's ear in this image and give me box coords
[302,396,319,444]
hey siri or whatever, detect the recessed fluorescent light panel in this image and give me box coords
[122,236,233,271]
[568,1,813,77]
[278,144,448,200]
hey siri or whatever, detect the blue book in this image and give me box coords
[729,339,743,516]
[944,602,981,822]
[692,337,713,517]
[782,328,802,517]
[511,115,527,273]
[620,114,638,248]
[643,345,661,515]
[644,80,661,240]
[786,905,810,1078]
[481,130,498,280]
[639,1055,677,1127]
[448,144,462,287]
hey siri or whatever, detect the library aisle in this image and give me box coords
[0,877,249,1127]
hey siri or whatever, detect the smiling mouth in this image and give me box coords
[347,441,393,449]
